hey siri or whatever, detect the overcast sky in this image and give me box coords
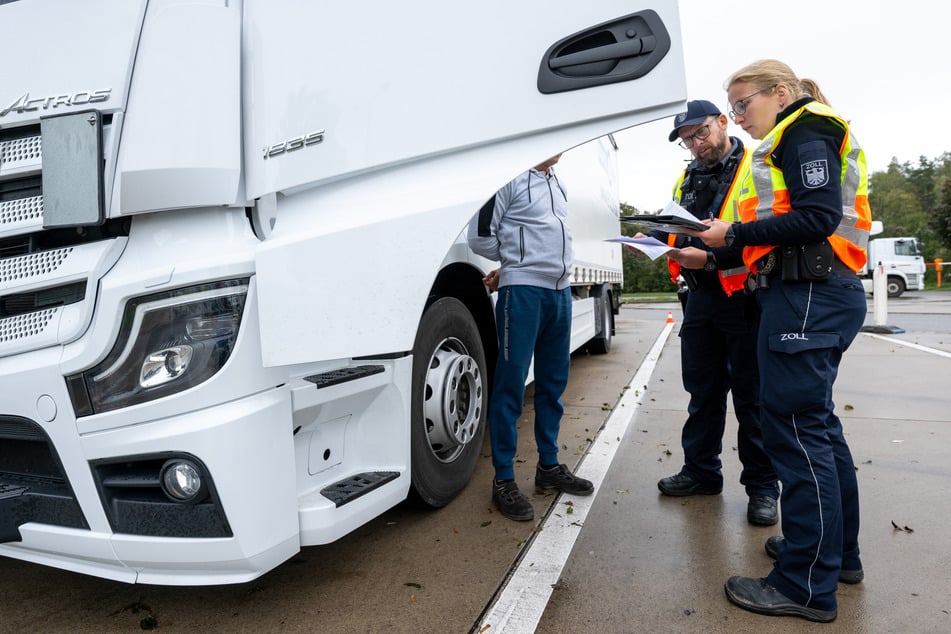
[615,0,947,211]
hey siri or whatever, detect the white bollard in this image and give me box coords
[873,262,887,325]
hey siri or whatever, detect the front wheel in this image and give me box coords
[410,297,487,507]
[886,276,906,298]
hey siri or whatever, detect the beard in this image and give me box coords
[695,134,730,168]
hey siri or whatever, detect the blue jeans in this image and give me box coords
[489,285,571,481]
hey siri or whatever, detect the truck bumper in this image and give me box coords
[0,376,302,585]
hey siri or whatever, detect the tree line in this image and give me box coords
[620,152,951,293]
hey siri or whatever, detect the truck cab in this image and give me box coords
[0,0,687,584]
[861,236,926,297]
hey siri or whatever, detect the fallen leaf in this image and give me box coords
[843,404,854,411]
[410,594,417,604]
[404,582,422,589]
[480,521,492,527]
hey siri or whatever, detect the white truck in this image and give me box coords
[0,0,686,584]
[860,234,926,298]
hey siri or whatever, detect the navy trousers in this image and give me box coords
[679,286,778,497]
[757,270,866,611]
[489,285,571,481]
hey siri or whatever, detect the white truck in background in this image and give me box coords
[860,228,926,297]
[0,0,686,584]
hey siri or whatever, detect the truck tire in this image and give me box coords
[887,276,906,298]
[586,287,614,355]
[410,297,487,507]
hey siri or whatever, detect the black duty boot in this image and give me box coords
[657,472,721,496]
[724,576,837,623]
[747,495,779,526]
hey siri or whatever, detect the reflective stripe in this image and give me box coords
[672,148,751,295]
[736,102,871,272]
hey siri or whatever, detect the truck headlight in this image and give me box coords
[66,279,249,416]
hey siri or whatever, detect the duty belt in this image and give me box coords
[749,250,778,291]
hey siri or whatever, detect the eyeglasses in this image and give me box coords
[677,118,715,149]
[729,85,776,120]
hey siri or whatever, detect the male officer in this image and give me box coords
[648,100,779,525]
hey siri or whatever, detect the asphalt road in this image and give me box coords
[1,290,948,633]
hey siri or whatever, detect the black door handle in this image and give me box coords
[538,10,671,94]
[547,36,657,71]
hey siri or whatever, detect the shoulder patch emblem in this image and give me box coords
[802,159,829,189]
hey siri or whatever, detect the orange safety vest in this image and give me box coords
[668,147,750,296]
[736,101,872,273]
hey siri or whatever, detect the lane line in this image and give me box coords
[476,321,675,634]
[862,332,951,359]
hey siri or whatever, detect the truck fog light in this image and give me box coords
[140,345,194,388]
[160,459,206,503]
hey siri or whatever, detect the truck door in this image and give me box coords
[248,1,687,363]
[243,1,685,199]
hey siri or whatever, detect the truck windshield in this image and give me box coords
[894,240,921,256]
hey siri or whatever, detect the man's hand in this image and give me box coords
[483,269,500,292]
[622,232,651,256]
[667,246,709,269]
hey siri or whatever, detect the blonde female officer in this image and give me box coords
[691,59,871,623]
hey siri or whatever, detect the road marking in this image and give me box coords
[477,321,675,633]
[862,333,951,359]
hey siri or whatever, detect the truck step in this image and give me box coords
[320,471,399,507]
[304,365,384,389]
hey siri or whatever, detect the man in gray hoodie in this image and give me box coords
[467,155,593,521]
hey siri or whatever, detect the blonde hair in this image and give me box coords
[724,59,831,107]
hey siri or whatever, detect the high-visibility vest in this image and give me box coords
[736,101,872,273]
[668,147,751,296]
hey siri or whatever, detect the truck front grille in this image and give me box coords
[0,121,128,359]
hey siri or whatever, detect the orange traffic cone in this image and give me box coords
[666,310,674,323]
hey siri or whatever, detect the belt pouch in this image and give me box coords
[780,246,799,281]
[799,240,833,280]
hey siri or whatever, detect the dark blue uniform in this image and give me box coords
[654,139,778,499]
[732,98,866,612]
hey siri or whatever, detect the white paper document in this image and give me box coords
[606,236,678,260]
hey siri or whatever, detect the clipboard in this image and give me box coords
[620,214,709,232]
[620,200,709,233]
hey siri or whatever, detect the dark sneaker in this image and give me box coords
[747,495,779,526]
[724,576,837,623]
[492,480,534,521]
[764,536,864,584]
[535,464,594,496]
[657,472,722,497]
